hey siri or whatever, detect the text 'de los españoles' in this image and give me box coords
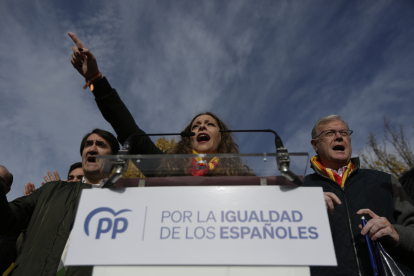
[159,210,318,240]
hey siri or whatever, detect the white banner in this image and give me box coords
[65,186,336,266]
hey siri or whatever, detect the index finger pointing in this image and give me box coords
[68,32,85,48]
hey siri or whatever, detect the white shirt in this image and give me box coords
[327,165,348,177]
[81,176,108,188]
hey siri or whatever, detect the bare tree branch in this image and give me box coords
[359,118,412,178]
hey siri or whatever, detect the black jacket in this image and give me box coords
[92,77,163,156]
[304,158,414,276]
[0,181,93,276]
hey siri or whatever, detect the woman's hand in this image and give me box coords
[23,182,36,196]
[68,32,101,81]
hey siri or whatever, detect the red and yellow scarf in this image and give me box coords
[310,155,354,187]
[187,150,219,176]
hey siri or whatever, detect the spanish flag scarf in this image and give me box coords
[310,155,355,188]
[187,149,220,176]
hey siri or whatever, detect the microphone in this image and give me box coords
[102,131,195,188]
[219,129,303,186]
[123,131,195,151]
[219,129,284,148]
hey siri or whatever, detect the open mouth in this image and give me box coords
[197,133,211,143]
[333,145,345,151]
[87,156,97,163]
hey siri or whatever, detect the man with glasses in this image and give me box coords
[305,115,414,276]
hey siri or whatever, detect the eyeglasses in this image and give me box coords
[315,129,353,139]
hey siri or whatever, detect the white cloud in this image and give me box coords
[1,0,414,200]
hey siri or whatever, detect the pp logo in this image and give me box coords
[84,207,131,239]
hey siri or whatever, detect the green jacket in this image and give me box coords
[0,181,93,276]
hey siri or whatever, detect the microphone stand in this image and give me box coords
[101,144,130,189]
[102,129,302,187]
[102,132,195,188]
[219,129,303,186]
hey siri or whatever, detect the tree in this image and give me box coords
[359,118,414,178]
[154,137,177,152]
[120,137,177,178]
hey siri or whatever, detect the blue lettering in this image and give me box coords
[221,211,224,222]
[248,211,259,222]
[280,211,291,222]
[160,227,170,239]
[251,227,262,239]
[230,227,239,239]
[206,211,216,222]
[183,211,192,222]
[260,211,269,222]
[275,227,287,239]
[298,227,307,239]
[241,227,250,239]
[171,211,182,223]
[194,227,205,239]
[220,227,229,239]
[269,211,279,222]
[226,211,236,222]
[206,227,215,239]
[292,211,303,222]
[237,211,248,222]
[249,211,260,222]
[197,211,205,222]
[263,226,274,239]
[111,217,128,239]
[161,211,170,222]
[185,227,193,239]
[172,227,180,239]
[96,218,112,239]
[288,227,298,239]
[309,227,319,239]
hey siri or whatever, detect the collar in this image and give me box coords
[310,156,358,187]
[188,149,220,176]
[327,165,348,177]
[82,177,108,188]
[310,156,360,171]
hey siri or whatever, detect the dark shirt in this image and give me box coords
[0,234,18,274]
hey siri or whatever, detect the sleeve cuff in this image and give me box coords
[391,224,414,253]
[92,77,113,98]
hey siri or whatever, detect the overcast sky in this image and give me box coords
[2,0,414,201]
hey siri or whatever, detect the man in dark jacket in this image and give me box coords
[0,129,119,276]
[0,165,18,275]
[304,115,414,276]
[23,162,85,196]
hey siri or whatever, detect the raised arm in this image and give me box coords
[68,32,101,83]
[0,182,40,235]
[68,32,162,155]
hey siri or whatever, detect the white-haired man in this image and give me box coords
[305,115,414,276]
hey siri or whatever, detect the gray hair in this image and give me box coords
[311,115,349,139]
